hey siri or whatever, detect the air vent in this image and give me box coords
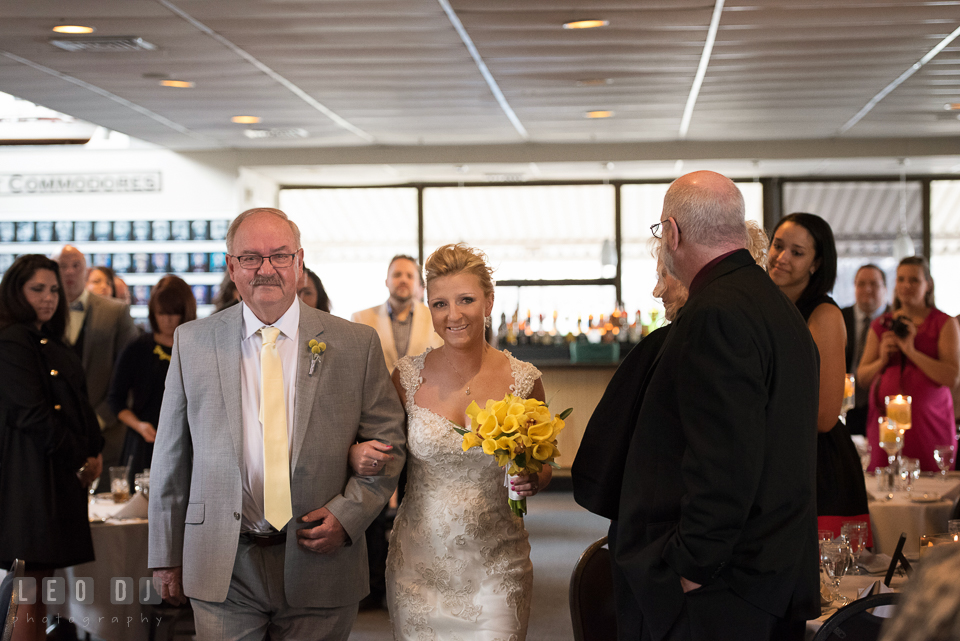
[243,128,309,139]
[51,37,157,52]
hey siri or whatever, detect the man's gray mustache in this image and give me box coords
[251,276,282,287]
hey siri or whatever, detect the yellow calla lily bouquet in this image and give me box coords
[453,394,572,518]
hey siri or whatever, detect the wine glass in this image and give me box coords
[878,418,902,467]
[820,540,853,605]
[934,444,956,482]
[87,476,100,502]
[840,522,868,575]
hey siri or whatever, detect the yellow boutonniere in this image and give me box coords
[308,339,326,375]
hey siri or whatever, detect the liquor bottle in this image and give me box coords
[522,309,533,345]
[497,312,508,346]
[536,313,547,345]
[507,310,519,346]
[629,310,643,343]
[617,306,630,343]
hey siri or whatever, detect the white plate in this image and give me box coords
[909,493,943,503]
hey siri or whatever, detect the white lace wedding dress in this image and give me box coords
[386,348,540,641]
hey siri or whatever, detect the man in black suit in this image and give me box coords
[614,171,821,641]
[841,264,888,436]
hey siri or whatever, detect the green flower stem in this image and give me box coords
[509,497,527,519]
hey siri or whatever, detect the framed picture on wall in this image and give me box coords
[171,220,190,241]
[74,221,93,242]
[132,285,151,306]
[190,252,207,272]
[209,252,226,272]
[0,222,15,243]
[152,253,169,273]
[54,221,73,242]
[0,254,14,273]
[94,221,112,242]
[170,252,189,273]
[113,253,131,274]
[191,220,209,240]
[16,222,35,242]
[132,252,150,274]
[35,222,54,243]
[92,253,112,267]
[210,220,228,241]
[192,285,209,305]
[113,221,131,242]
[132,220,151,241]
[152,221,170,242]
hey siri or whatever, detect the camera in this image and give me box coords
[890,317,910,339]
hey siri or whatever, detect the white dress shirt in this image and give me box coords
[66,288,90,346]
[239,299,300,532]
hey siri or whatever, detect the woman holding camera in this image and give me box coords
[859,256,960,471]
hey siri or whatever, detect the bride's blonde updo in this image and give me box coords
[424,243,495,299]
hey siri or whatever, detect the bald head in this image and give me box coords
[663,171,746,248]
[57,245,87,303]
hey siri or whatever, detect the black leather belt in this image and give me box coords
[240,531,287,547]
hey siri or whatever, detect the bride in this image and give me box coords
[353,243,550,640]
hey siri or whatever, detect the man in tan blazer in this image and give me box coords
[57,245,138,477]
[351,254,442,372]
[149,208,405,639]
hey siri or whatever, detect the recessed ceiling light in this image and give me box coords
[945,103,960,111]
[576,78,613,87]
[585,110,614,119]
[231,116,261,124]
[52,25,95,34]
[563,20,609,30]
[160,80,195,88]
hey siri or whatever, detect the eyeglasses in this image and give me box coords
[650,218,679,239]
[228,253,298,270]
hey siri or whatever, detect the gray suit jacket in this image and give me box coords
[148,301,406,606]
[351,301,442,372]
[80,293,138,425]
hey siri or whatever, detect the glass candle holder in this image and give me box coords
[885,395,912,431]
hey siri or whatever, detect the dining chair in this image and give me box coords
[1,559,25,641]
[812,592,898,641]
[569,536,617,641]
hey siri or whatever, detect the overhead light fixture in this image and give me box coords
[944,103,960,110]
[51,36,157,52]
[52,25,95,34]
[563,20,609,29]
[160,80,194,88]
[243,128,308,139]
[231,116,261,124]
[576,78,613,87]
[585,110,614,118]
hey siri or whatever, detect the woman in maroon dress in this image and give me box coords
[860,256,960,472]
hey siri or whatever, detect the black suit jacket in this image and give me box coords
[841,305,858,374]
[572,325,671,520]
[614,250,821,639]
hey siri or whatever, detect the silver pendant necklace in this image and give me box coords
[442,347,483,395]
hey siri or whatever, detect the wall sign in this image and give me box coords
[0,172,161,195]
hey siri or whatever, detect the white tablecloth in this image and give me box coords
[52,496,152,641]
[867,473,960,559]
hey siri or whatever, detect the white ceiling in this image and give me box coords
[1,0,959,180]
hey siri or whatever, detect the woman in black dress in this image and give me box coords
[0,254,103,641]
[108,276,196,477]
[768,213,871,541]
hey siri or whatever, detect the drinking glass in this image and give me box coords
[818,529,835,543]
[899,458,920,492]
[856,441,872,473]
[878,418,902,467]
[820,541,852,605]
[109,466,130,503]
[948,520,960,536]
[933,444,956,481]
[840,521,868,575]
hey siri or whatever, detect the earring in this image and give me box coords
[484,316,492,328]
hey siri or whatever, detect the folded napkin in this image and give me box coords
[111,491,148,520]
[856,580,896,617]
[858,550,892,575]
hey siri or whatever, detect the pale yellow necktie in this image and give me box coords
[259,326,292,530]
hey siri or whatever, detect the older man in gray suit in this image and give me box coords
[149,208,406,640]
